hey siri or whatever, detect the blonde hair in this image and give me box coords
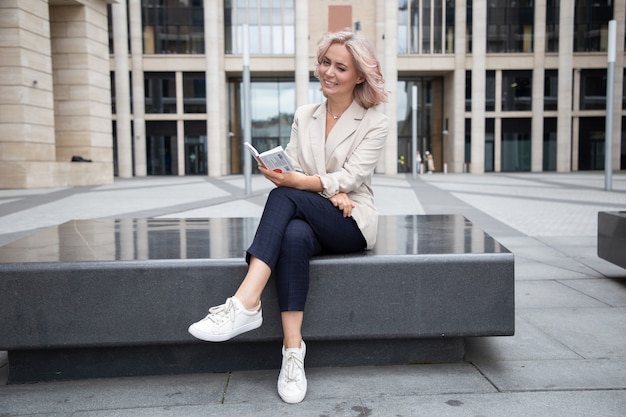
[314,31,388,108]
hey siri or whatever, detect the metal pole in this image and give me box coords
[412,85,418,179]
[604,20,616,191]
[243,24,252,195]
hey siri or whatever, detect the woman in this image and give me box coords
[188,31,388,404]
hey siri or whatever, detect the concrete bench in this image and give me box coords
[0,215,514,383]
[598,211,626,269]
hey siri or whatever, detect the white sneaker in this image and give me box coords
[188,297,262,342]
[277,341,307,404]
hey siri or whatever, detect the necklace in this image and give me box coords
[326,107,341,120]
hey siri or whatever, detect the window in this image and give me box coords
[487,0,534,53]
[580,69,606,110]
[145,72,176,114]
[398,0,453,54]
[465,71,471,112]
[466,0,472,53]
[486,71,495,111]
[224,0,295,55]
[574,0,613,52]
[142,0,204,54]
[544,70,558,111]
[545,0,559,53]
[502,118,531,171]
[183,73,206,113]
[502,70,532,111]
[543,118,557,171]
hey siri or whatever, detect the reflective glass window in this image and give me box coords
[580,69,606,110]
[544,70,558,111]
[487,0,534,53]
[398,0,453,54]
[145,72,176,114]
[543,118,557,171]
[574,0,613,52]
[486,71,495,111]
[142,0,204,54]
[545,0,559,52]
[183,73,206,113]
[502,70,532,111]
[225,0,295,55]
[501,118,531,171]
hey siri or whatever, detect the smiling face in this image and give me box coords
[318,43,364,102]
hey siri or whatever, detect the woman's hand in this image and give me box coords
[259,166,304,188]
[329,192,355,217]
[259,166,324,193]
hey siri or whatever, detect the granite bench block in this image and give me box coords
[0,215,514,383]
[598,211,626,269]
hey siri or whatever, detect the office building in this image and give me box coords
[1,0,624,188]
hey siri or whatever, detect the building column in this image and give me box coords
[0,1,56,188]
[557,0,574,172]
[295,0,309,107]
[129,0,146,176]
[112,0,133,178]
[206,0,225,177]
[611,0,625,171]
[450,0,467,174]
[470,0,486,173]
[531,0,547,172]
[381,0,398,175]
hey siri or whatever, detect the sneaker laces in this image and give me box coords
[204,298,236,325]
[283,352,305,383]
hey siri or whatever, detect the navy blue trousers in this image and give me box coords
[246,187,366,312]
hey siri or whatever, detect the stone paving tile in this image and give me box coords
[474,358,626,392]
[519,308,626,359]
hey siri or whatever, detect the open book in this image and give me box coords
[244,142,294,172]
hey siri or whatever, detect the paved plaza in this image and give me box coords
[0,172,625,416]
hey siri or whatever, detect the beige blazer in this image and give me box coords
[284,101,389,249]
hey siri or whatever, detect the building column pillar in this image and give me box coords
[557,0,574,172]
[451,0,467,174]
[470,0,486,173]
[611,0,625,171]
[129,0,146,176]
[531,0,547,172]
[295,0,309,107]
[205,0,225,176]
[381,0,398,175]
[112,0,133,178]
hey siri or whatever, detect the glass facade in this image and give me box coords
[229,78,296,173]
[574,0,613,52]
[543,118,557,171]
[487,0,534,53]
[146,121,178,175]
[502,118,531,171]
[502,70,532,111]
[579,117,606,170]
[142,0,204,54]
[145,72,176,114]
[545,0,559,53]
[544,70,558,111]
[224,0,295,55]
[184,121,208,175]
[396,78,435,172]
[105,0,625,178]
[580,69,607,111]
[398,0,454,54]
[183,72,206,114]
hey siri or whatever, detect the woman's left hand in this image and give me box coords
[329,192,355,217]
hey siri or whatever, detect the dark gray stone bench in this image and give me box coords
[0,215,514,383]
[598,211,626,269]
